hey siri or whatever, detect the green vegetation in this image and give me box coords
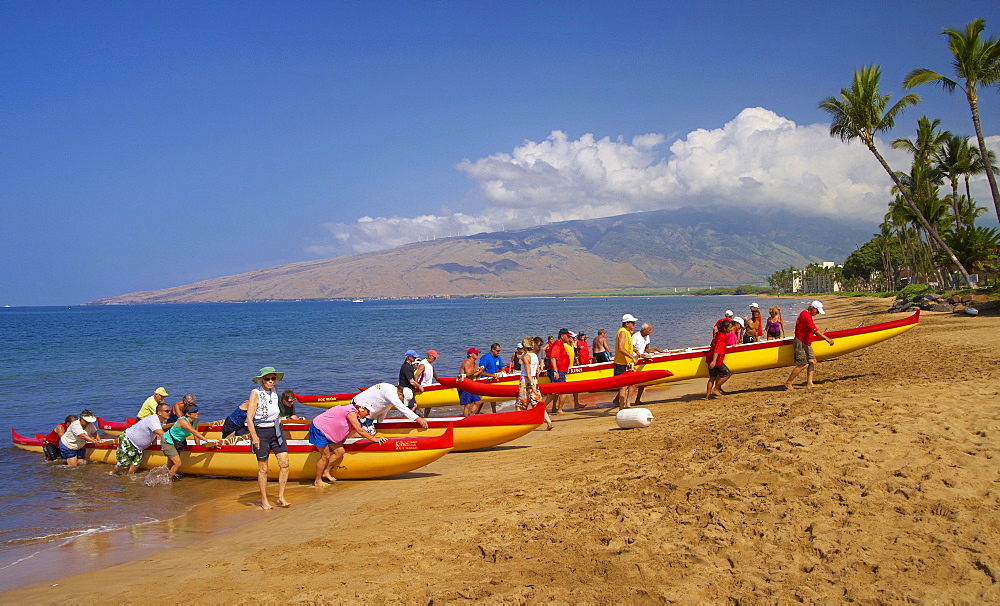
[820,19,1000,292]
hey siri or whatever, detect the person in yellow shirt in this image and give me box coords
[613,314,640,409]
[136,387,168,419]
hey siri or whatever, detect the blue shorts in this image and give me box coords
[458,390,481,405]
[59,444,86,460]
[307,424,333,447]
[250,424,287,461]
[547,370,566,383]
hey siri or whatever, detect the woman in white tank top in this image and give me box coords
[517,336,552,429]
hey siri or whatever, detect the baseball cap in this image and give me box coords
[155,387,168,397]
[749,302,759,309]
[734,316,745,326]
[466,347,481,355]
[514,343,524,349]
[404,349,418,358]
[622,314,638,323]
[426,349,439,357]
[401,387,414,404]
[811,300,826,314]
[558,328,572,336]
[724,310,734,317]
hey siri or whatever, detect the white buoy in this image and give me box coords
[966,307,979,316]
[616,407,654,428]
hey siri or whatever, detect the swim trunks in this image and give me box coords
[458,390,481,406]
[115,433,144,467]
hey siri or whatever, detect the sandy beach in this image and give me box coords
[5,296,999,603]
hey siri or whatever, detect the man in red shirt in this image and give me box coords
[784,301,835,390]
[547,328,575,414]
[706,320,735,399]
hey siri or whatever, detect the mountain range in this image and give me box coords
[88,207,875,304]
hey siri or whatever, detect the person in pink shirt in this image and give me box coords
[309,403,384,487]
[784,301,835,390]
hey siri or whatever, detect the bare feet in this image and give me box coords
[276,499,291,508]
[314,480,329,487]
[784,382,795,390]
[806,384,818,389]
[323,474,337,483]
[261,502,273,511]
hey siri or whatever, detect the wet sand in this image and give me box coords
[6,296,1000,603]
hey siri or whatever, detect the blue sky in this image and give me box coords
[4,1,999,306]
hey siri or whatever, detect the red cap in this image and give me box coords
[426,349,439,357]
[466,347,481,355]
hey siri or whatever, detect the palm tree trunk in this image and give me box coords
[867,142,978,288]
[951,177,963,230]
[968,88,1000,223]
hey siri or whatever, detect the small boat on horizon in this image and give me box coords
[352,299,364,303]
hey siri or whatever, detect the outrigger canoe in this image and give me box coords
[298,311,920,408]
[96,403,546,452]
[437,369,673,398]
[11,426,453,480]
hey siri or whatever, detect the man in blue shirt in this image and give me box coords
[479,343,504,377]
[478,343,505,414]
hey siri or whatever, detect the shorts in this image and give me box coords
[307,424,335,448]
[742,334,757,344]
[115,433,144,467]
[595,352,611,363]
[43,442,62,461]
[793,339,816,365]
[221,419,248,438]
[161,438,184,458]
[547,370,566,383]
[709,364,732,378]
[458,390,481,406]
[250,425,287,461]
[59,444,86,460]
[613,364,629,376]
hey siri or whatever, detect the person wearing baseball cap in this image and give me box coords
[613,314,641,410]
[785,301,835,390]
[136,387,169,420]
[458,347,485,415]
[398,349,423,398]
[59,409,109,467]
[417,349,440,388]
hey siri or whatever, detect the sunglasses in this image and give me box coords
[262,376,277,381]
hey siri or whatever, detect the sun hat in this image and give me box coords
[810,300,826,314]
[404,349,418,358]
[724,310,734,317]
[426,349,439,357]
[466,347,481,355]
[622,314,638,323]
[80,409,97,423]
[252,366,284,384]
[154,387,168,397]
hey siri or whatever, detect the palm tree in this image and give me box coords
[819,65,976,287]
[892,116,948,207]
[935,133,975,228]
[903,18,1000,223]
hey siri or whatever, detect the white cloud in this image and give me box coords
[313,108,998,255]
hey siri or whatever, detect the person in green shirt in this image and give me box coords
[136,387,168,419]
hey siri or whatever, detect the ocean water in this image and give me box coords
[0,295,796,587]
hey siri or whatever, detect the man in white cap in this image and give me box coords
[353,383,429,428]
[613,314,641,409]
[713,310,735,338]
[785,301,835,390]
